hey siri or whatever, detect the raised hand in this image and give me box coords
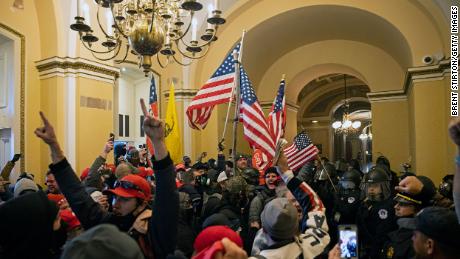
[218,139,225,152]
[34,111,58,145]
[214,238,248,259]
[35,111,64,163]
[328,244,340,259]
[11,154,21,163]
[395,175,423,194]
[276,151,290,174]
[140,98,167,160]
[449,117,460,147]
[140,98,165,143]
[103,140,114,154]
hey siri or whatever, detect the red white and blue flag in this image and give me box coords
[240,67,276,159]
[283,131,319,171]
[267,78,286,144]
[186,43,241,129]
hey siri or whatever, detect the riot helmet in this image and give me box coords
[362,166,391,201]
[315,162,336,182]
[242,167,259,186]
[439,174,454,200]
[339,169,361,190]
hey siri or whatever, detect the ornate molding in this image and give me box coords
[35,57,120,84]
[260,101,299,112]
[368,59,451,103]
[163,88,198,100]
[0,23,25,173]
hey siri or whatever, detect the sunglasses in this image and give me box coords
[114,180,142,192]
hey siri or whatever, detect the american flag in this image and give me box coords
[267,78,286,144]
[146,77,158,155]
[283,132,319,171]
[240,67,276,159]
[186,43,241,129]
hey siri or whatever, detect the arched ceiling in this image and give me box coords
[241,5,412,89]
[298,74,371,119]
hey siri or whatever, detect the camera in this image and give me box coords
[422,55,433,65]
[195,174,210,186]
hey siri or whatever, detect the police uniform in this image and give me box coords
[357,167,397,259]
[334,169,362,225]
[381,177,436,259]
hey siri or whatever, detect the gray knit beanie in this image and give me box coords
[261,198,298,240]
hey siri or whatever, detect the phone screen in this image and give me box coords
[339,226,358,259]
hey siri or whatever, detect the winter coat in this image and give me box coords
[0,191,65,259]
[248,187,276,224]
[357,198,397,259]
[251,175,330,259]
[51,154,179,259]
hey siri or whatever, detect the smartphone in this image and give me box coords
[338,224,358,259]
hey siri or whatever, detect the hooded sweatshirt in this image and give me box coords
[0,191,61,259]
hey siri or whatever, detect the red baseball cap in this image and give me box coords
[175,163,186,172]
[137,167,154,178]
[106,164,116,174]
[47,193,66,204]
[59,209,81,231]
[104,174,152,201]
[80,168,90,181]
[193,226,243,254]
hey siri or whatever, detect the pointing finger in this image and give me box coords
[39,111,50,126]
[140,98,149,117]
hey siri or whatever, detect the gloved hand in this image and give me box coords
[218,139,225,152]
[11,154,21,163]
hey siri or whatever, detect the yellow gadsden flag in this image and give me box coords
[164,82,183,164]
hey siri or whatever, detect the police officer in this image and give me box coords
[433,174,454,209]
[357,166,397,259]
[334,169,362,225]
[311,162,338,249]
[376,156,398,190]
[381,176,436,259]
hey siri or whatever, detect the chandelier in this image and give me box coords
[359,124,372,140]
[331,75,361,134]
[70,0,225,75]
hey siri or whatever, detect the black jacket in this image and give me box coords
[0,191,64,259]
[357,198,397,259]
[381,225,414,259]
[51,154,179,259]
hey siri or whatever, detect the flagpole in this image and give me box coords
[219,76,236,146]
[316,154,337,192]
[232,30,246,176]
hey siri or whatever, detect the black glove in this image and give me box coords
[11,154,21,163]
[218,139,225,152]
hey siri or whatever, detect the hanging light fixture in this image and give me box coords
[359,124,372,140]
[70,0,225,75]
[331,75,361,134]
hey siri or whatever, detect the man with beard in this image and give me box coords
[409,207,460,259]
[34,98,179,259]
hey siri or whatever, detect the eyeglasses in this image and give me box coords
[114,180,142,192]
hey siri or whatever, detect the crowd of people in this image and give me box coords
[0,100,459,259]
